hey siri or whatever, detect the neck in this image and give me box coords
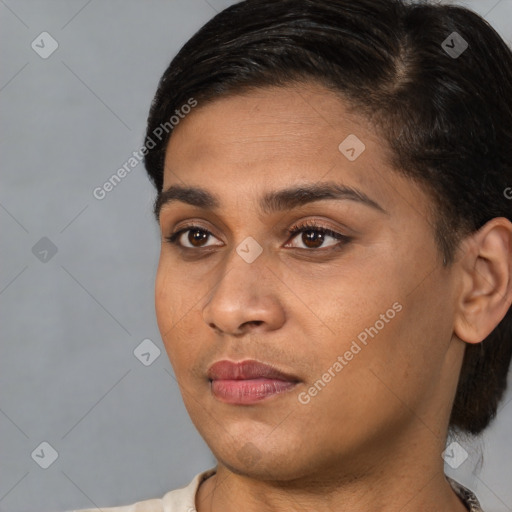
[195,431,469,512]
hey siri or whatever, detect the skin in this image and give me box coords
[154,82,512,512]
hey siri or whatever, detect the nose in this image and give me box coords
[202,248,286,336]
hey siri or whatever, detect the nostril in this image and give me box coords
[244,320,263,328]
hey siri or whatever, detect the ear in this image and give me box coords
[454,217,512,344]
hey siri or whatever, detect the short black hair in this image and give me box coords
[143,0,512,435]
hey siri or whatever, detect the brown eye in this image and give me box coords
[166,227,223,249]
[301,230,325,249]
[188,229,209,247]
[286,223,350,250]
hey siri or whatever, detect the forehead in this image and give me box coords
[165,83,377,169]
[161,83,429,220]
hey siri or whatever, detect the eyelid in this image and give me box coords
[165,219,352,251]
[285,220,351,250]
[165,222,224,248]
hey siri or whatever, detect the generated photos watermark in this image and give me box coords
[298,301,403,404]
[92,97,198,200]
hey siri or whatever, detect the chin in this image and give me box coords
[212,440,318,482]
[222,458,306,482]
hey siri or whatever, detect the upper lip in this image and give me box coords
[207,359,300,382]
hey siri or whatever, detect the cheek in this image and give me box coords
[155,260,186,356]
[155,257,207,372]
[292,247,440,395]
[155,264,174,336]
[351,277,455,423]
[286,253,398,346]
[155,255,195,329]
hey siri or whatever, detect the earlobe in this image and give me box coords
[453,217,512,344]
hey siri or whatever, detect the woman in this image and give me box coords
[75,0,512,510]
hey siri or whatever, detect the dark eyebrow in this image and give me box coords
[154,181,387,220]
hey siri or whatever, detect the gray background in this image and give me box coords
[1,1,511,511]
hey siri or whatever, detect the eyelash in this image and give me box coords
[165,220,351,251]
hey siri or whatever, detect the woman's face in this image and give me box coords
[155,83,464,480]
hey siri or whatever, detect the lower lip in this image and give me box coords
[210,378,298,404]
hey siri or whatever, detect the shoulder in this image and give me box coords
[69,468,217,512]
[447,476,485,512]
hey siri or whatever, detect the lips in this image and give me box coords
[207,360,300,404]
[207,359,299,381]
